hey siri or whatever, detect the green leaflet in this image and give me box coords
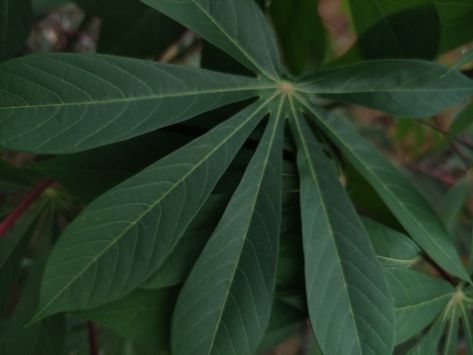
[141,0,284,81]
[289,103,394,355]
[0,0,32,61]
[33,99,272,321]
[298,60,473,117]
[347,0,440,59]
[0,53,272,153]
[385,268,455,344]
[442,308,459,355]
[405,316,447,355]
[460,303,473,355]
[437,175,471,233]
[448,101,473,140]
[171,97,285,355]
[85,287,179,350]
[298,98,470,282]
[362,217,420,268]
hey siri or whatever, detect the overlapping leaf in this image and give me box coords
[0,54,272,153]
[298,98,469,281]
[171,98,285,355]
[385,268,455,343]
[141,0,284,80]
[289,105,394,355]
[298,60,473,117]
[33,99,271,320]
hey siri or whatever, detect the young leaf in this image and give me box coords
[33,99,271,321]
[85,287,178,350]
[298,99,470,282]
[385,268,455,344]
[0,0,32,61]
[171,98,285,355]
[348,0,440,59]
[289,105,394,355]
[405,317,447,355]
[362,217,420,268]
[298,60,473,117]
[0,54,272,153]
[141,0,284,81]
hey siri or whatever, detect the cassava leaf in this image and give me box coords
[385,268,455,344]
[298,60,473,117]
[289,104,394,355]
[0,0,32,61]
[405,317,447,355]
[171,98,285,355]
[0,53,272,153]
[362,217,420,268]
[448,101,473,140]
[460,303,473,355]
[141,0,284,80]
[33,99,272,321]
[442,308,459,355]
[298,99,470,282]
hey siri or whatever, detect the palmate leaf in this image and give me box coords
[141,0,284,81]
[298,60,473,117]
[288,103,394,355]
[171,97,285,355]
[0,54,273,153]
[297,98,470,281]
[32,99,273,321]
[385,268,455,344]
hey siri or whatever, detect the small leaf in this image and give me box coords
[141,0,284,80]
[0,54,272,153]
[33,99,271,320]
[289,105,394,355]
[298,60,473,117]
[362,217,420,268]
[85,287,178,350]
[0,0,32,61]
[385,268,455,344]
[171,98,285,355]
[299,99,470,281]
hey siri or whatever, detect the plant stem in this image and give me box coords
[0,178,54,238]
[88,321,99,355]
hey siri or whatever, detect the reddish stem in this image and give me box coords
[0,178,54,238]
[87,321,99,355]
